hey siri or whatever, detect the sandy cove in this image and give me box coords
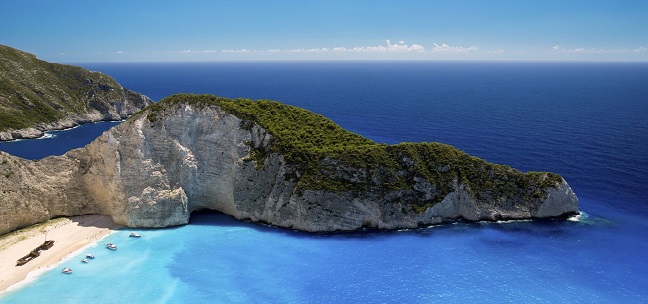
[0,215,122,292]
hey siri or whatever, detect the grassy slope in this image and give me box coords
[0,44,123,131]
[142,94,563,211]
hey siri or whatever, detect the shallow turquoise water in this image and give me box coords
[2,208,646,303]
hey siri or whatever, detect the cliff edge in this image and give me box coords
[0,44,152,141]
[0,94,578,235]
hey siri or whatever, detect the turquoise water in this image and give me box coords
[3,210,646,303]
[1,62,647,303]
[2,213,647,303]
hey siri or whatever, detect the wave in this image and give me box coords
[37,133,56,140]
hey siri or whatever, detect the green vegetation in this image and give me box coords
[0,44,124,131]
[142,94,564,211]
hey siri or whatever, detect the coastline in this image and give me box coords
[0,215,122,293]
[0,118,128,142]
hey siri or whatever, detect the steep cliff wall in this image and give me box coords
[0,44,153,140]
[0,95,578,235]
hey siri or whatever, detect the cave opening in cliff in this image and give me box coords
[188,209,234,227]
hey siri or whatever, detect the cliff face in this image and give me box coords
[0,96,579,235]
[0,44,152,140]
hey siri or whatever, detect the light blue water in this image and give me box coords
[1,62,647,303]
[2,211,646,303]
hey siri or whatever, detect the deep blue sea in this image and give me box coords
[1,62,647,303]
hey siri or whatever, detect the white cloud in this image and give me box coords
[268,40,421,53]
[430,43,478,52]
[285,48,331,53]
[180,40,431,55]
[222,49,253,53]
[550,45,648,54]
[225,48,281,53]
[177,40,488,57]
[116,51,124,54]
[181,49,219,54]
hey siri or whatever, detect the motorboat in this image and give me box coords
[106,243,117,250]
[129,232,142,238]
[62,268,72,274]
[81,258,88,263]
[86,254,95,259]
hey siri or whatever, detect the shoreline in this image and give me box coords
[0,119,126,142]
[0,215,122,293]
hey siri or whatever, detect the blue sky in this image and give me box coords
[1,0,647,62]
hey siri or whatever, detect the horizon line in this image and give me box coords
[60,59,648,65]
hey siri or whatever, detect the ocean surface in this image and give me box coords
[1,62,647,303]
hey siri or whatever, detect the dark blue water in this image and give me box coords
[78,62,648,212]
[0,122,120,159]
[1,62,647,303]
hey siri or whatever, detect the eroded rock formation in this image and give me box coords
[0,97,578,235]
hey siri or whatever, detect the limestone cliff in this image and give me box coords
[0,94,578,235]
[0,44,153,140]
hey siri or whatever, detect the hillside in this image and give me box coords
[0,94,578,234]
[0,44,151,140]
[146,94,565,211]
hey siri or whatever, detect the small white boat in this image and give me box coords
[62,267,72,274]
[106,243,117,250]
[86,254,95,259]
[81,258,88,263]
[129,232,142,238]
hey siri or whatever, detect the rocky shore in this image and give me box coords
[0,44,152,141]
[0,95,579,235]
[0,88,151,141]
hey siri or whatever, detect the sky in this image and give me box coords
[1,0,647,62]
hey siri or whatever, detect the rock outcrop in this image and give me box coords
[0,94,579,235]
[0,44,152,141]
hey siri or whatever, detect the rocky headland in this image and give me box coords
[0,94,579,235]
[0,44,152,141]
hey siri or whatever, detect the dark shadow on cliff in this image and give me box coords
[187,209,614,245]
[66,214,123,230]
[188,209,314,238]
[186,209,504,241]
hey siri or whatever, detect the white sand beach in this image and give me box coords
[0,215,122,292]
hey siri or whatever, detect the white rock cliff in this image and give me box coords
[0,102,579,235]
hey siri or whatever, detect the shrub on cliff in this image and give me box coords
[143,93,563,211]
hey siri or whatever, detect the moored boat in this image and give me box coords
[62,267,72,274]
[106,243,117,250]
[86,253,95,259]
[129,232,142,238]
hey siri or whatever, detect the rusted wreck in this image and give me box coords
[16,240,54,266]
